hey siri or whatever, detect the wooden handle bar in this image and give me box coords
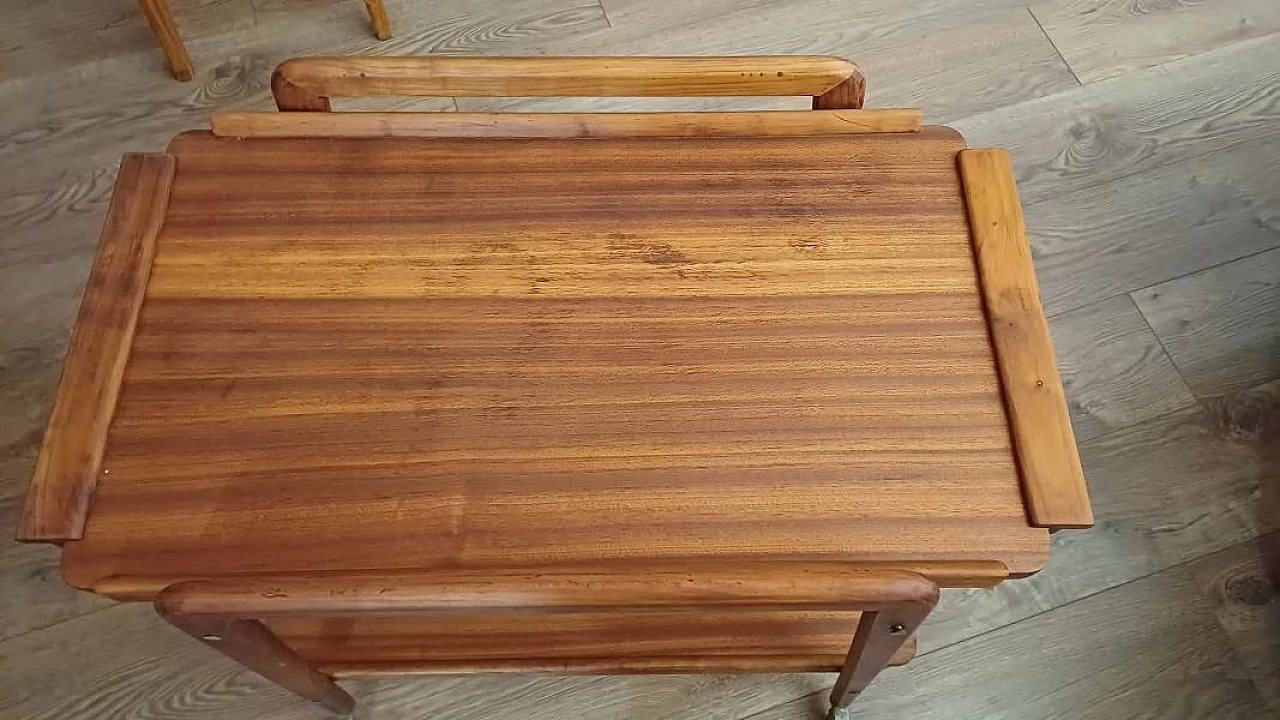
[271,56,865,111]
[156,564,938,618]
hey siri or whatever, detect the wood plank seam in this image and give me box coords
[16,154,177,543]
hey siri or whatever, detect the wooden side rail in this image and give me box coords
[17,154,176,543]
[958,149,1094,530]
[210,108,921,139]
[155,564,938,715]
[271,56,866,111]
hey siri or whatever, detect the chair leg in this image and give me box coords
[136,0,194,81]
[159,612,355,714]
[826,605,931,719]
[362,0,393,40]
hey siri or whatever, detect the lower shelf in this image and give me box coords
[266,609,917,676]
[323,640,917,677]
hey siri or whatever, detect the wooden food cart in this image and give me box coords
[18,56,1092,718]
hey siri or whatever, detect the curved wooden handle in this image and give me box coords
[156,564,938,617]
[272,56,865,111]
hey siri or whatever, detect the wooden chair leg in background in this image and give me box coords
[136,0,194,81]
[363,0,393,40]
[826,594,935,719]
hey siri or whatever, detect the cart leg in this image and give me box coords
[159,612,355,714]
[363,0,392,40]
[826,606,929,719]
[136,0,194,81]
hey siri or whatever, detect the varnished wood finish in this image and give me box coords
[271,56,864,111]
[827,600,933,717]
[4,2,1277,718]
[156,568,930,685]
[362,0,392,41]
[321,637,917,675]
[277,610,910,673]
[60,127,1049,597]
[16,154,176,543]
[19,57,1069,718]
[75,560,1012,603]
[134,0,393,82]
[156,608,355,713]
[957,149,1093,530]
[155,565,946,616]
[136,0,194,81]
[211,108,922,139]
[812,73,866,111]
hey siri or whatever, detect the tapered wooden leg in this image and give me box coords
[136,0,194,81]
[826,604,931,719]
[362,0,392,40]
[159,612,355,714]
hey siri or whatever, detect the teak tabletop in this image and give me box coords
[18,56,1091,718]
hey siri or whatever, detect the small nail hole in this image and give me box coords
[888,624,906,635]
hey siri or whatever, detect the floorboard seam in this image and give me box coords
[1126,244,1280,401]
[737,557,1225,720]
[1042,241,1280,321]
[0,601,118,648]
[1025,6,1081,87]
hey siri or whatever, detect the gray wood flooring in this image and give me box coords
[1,0,1277,717]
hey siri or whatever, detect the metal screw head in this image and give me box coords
[200,634,222,642]
[888,623,906,635]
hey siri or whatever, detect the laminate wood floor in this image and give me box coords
[1,1,1277,717]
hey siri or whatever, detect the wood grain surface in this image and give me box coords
[1133,248,1280,398]
[210,108,923,139]
[363,0,393,41]
[155,566,934,676]
[16,154,176,542]
[957,149,1091,529]
[1080,403,1279,570]
[272,55,863,111]
[320,639,917,675]
[0,603,312,720]
[953,35,1280,206]
[1029,0,1280,83]
[1023,148,1280,316]
[827,596,933,712]
[1050,296,1196,441]
[754,563,1274,720]
[275,609,917,672]
[157,613,356,714]
[4,0,1279,717]
[60,127,1048,595]
[1189,531,1280,708]
[136,0,195,81]
[156,565,940,616]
